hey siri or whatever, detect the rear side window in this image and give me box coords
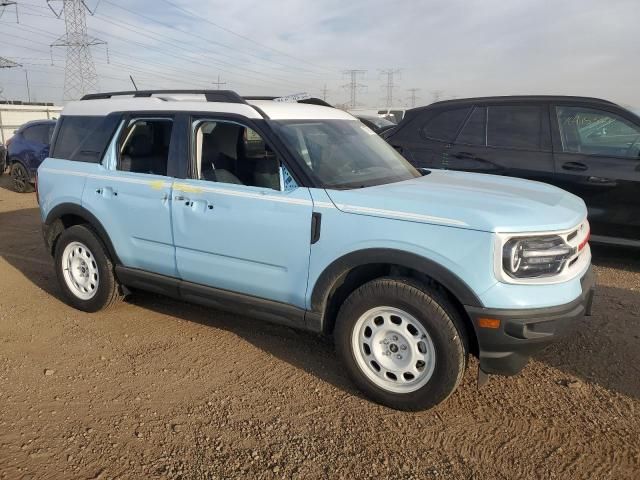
[118,118,173,176]
[422,108,470,142]
[487,106,542,150]
[22,124,52,144]
[52,115,120,163]
[456,107,486,145]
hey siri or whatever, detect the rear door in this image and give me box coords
[447,103,556,185]
[81,114,177,277]
[550,104,640,243]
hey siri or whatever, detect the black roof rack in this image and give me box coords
[244,96,334,108]
[81,90,247,104]
[413,95,619,111]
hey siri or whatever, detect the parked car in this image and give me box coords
[356,114,396,134]
[38,90,594,411]
[6,119,56,192]
[0,143,6,175]
[383,96,640,247]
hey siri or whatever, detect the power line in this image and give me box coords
[342,69,366,109]
[0,56,22,68]
[380,68,401,108]
[100,0,329,79]
[0,1,19,22]
[87,11,320,91]
[157,0,336,75]
[47,0,108,100]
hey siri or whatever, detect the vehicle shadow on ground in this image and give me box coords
[1,207,639,402]
[535,283,640,400]
[0,207,363,400]
[591,244,640,273]
[0,174,16,193]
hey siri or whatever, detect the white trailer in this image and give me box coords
[0,104,62,144]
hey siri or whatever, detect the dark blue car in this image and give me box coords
[6,120,56,192]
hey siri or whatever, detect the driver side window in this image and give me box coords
[556,106,640,158]
[194,121,281,191]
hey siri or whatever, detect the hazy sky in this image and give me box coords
[0,0,638,109]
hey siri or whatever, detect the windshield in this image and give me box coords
[273,119,420,189]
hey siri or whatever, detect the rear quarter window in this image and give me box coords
[421,108,471,142]
[51,115,120,163]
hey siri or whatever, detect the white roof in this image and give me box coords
[61,94,356,121]
[247,100,355,121]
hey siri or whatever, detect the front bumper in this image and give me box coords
[465,265,596,376]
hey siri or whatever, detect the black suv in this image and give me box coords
[384,96,640,247]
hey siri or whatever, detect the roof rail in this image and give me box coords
[244,96,334,108]
[81,90,247,104]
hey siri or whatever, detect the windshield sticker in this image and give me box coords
[281,165,298,191]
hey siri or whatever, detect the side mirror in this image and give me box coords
[417,167,430,176]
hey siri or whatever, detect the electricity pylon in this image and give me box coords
[342,69,366,109]
[380,68,401,108]
[407,88,421,108]
[47,0,108,100]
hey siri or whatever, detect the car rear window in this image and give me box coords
[487,105,542,150]
[23,124,54,144]
[421,108,470,142]
[51,115,120,163]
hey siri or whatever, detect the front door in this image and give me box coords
[171,118,313,308]
[550,104,640,243]
[82,116,177,276]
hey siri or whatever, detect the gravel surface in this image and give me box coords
[0,176,638,479]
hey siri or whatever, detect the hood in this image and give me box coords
[324,170,586,233]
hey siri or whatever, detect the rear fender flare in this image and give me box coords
[44,203,120,263]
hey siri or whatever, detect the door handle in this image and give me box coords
[174,195,192,206]
[562,161,588,172]
[96,187,117,198]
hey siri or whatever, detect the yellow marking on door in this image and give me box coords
[174,183,203,193]
[149,180,167,190]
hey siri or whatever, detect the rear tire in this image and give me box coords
[10,162,34,193]
[334,277,467,411]
[54,225,123,312]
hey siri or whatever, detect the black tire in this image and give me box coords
[0,151,6,175]
[10,162,34,193]
[334,277,467,411]
[54,225,123,312]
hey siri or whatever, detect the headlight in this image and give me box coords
[502,235,574,279]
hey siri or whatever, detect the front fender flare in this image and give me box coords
[309,248,483,315]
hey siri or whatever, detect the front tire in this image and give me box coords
[335,277,467,411]
[54,225,123,312]
[10,162,34,193]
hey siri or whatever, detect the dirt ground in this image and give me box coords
[0,175,638,480]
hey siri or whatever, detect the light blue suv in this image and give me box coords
[37,90,595,410]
